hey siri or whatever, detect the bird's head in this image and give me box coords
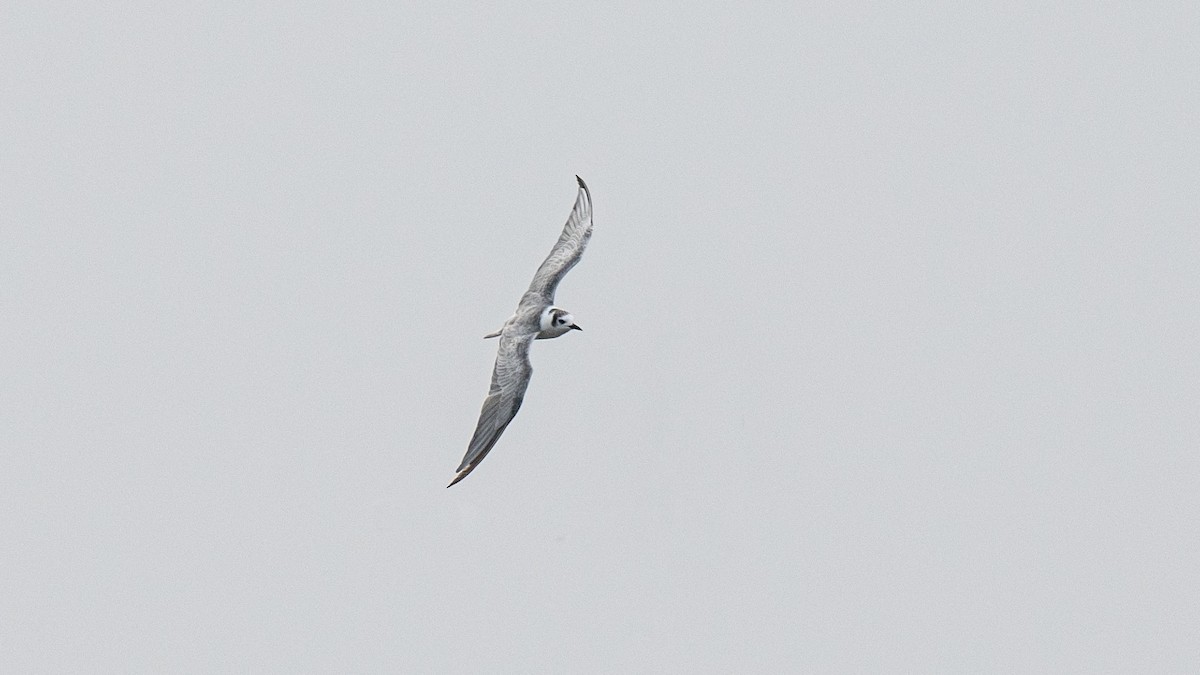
[541,307,582,335]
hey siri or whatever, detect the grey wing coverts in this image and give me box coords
[448,331,535,487]
[520,176,593,309]
[448,176,593,487]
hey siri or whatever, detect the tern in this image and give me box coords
[447,176,593,487]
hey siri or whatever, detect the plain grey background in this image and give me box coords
[3,2,1197,672]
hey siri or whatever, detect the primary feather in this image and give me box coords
[520,176,593,309]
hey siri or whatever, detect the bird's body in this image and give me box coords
[448,176,593,487]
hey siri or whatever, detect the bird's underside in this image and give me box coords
[448,176,593,487]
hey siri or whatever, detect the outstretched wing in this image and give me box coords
[448,331,536,487]
[519,176,593,309]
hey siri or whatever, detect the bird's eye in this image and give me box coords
[556,319,565,325]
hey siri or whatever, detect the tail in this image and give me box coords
[483,330,501,339]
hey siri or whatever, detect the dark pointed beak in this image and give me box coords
[569,324,582,331]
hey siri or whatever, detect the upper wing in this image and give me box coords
[519,176,593,309]
[447,330,536,487]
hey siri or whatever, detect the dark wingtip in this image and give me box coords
[446,465,472,488]
[575,175,590,196]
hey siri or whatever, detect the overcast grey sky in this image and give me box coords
[2,2,1198,672]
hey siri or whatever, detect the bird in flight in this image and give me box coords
[447,176,594,487]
